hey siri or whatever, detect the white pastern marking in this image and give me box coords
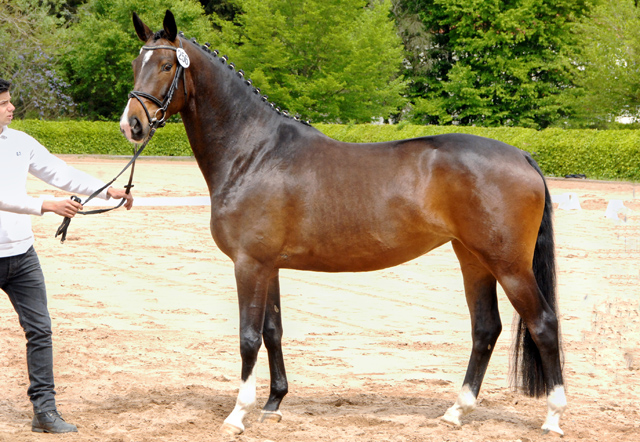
[542,385,566,436]
[223,369,257,432]
[441,384,477,426]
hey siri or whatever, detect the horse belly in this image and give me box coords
[277,220,451,273]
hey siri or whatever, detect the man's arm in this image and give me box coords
[29,140,120,201]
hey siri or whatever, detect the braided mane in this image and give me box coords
[177,31,311,127]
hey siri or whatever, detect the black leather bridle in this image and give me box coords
[128,39,189,129]
[55,39,189,243]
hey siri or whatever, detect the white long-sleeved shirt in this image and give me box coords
[0,126,109,257]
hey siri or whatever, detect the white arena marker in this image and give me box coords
[605,199,632,223]
[552,193,581,210]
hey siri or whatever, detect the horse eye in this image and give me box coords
[162,63,173,72]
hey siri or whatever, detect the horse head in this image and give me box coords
[120,10,190,143]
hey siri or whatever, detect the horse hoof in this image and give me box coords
[542,428,564,438]
[440,405,463,427]
[220,422,243,436]
[440,413,462,427]
[259,410,283,423]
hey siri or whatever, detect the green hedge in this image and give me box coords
[10,120,640,181]
[315,124,640,182]
[11,120,191,157]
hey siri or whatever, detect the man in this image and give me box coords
[0,78,133,433]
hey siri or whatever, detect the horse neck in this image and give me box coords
[178,52,282,190]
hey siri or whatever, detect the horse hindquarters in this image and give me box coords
[442,154,565,434]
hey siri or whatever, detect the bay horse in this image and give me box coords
[120,10,566,437]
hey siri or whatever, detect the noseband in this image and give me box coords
[128,39,189,128]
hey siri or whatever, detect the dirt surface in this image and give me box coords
[1,155,639,442]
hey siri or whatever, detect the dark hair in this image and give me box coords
[0,79,11,94]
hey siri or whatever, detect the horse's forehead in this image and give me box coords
[137,44,174,69]
[140,50,154,70]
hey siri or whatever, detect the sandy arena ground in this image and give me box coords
[0,155,639,442]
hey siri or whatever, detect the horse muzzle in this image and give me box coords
[120,101,150,143]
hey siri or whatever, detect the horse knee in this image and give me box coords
[239,332,262,360]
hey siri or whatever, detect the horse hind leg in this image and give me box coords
[258,272,288,423]
[442,240,502,426]
[497,266,566,436]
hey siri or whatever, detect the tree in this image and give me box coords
[59,0,220,120]
[391,0,438,120]
[197,0,240,23]
[217,0,407,123]
[398,0,594,128]
[0,0,75,119]
[563,0,640,127]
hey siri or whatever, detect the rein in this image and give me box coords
[55,39,189,243]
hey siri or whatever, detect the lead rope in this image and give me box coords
[55,126,158,243]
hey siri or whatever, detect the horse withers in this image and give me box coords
[120,10,566,437]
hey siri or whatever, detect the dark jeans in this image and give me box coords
[0,246,56,413]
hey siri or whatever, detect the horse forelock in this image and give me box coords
[152,30,167,41]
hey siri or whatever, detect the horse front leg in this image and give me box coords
[258,272,288,423]
[220,258,273,436]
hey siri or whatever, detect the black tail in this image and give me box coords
[512,155,563,397]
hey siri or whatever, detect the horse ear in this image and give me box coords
[132,12,153,42]
[163,10,177,42]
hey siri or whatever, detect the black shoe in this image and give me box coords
[32,410,78,433]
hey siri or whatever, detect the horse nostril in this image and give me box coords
[130,117,142,136]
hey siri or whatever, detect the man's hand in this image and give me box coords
[107,187,134,210]
[42,198,83,218]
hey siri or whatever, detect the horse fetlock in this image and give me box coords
[441,402,474,427]
[541,385,566,436]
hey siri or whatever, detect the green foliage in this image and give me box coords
[562,0,640,128]
[197,0,240,23]
[11,120,640,181]
[11,120,192,156]
[398,0,594,128]
[0,0,75,119]
[58,0,221,120]
[218,0,408,123]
